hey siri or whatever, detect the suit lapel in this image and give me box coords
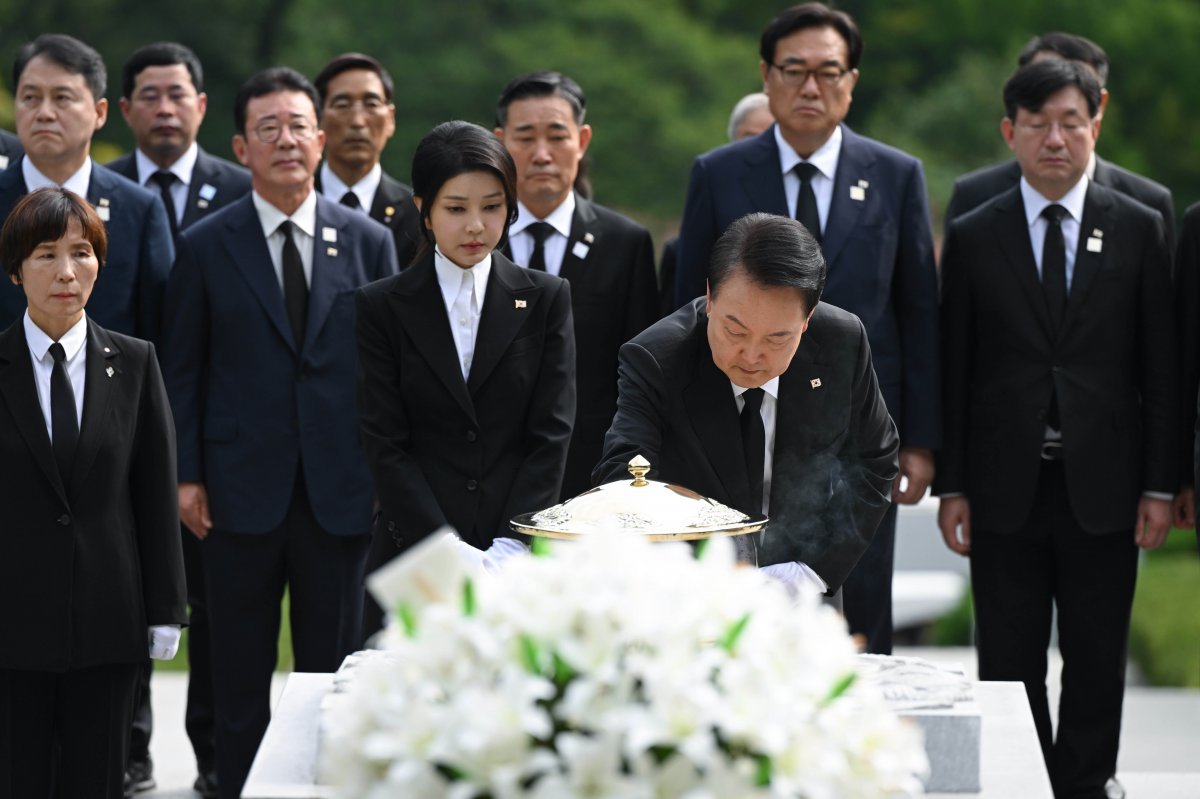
[181,150,217,228]
[370,174,409,229]
[304,200,354,353]
[85,164,119,225]
[559,196,597,284]
[1064,184,1110,329]
[740,129,789,216]
[468,254,541,395]
[0,322,67,504]
[221,197,297,352]
[820,126,873,271]
[682,332,750,510]
[393,258,476,420]
[71,322,119,488]
[991,188,1054,339]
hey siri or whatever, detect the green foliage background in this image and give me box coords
[2,0,1199,240]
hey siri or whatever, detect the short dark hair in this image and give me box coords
[14,34,107,100]
[233,67,320,135]
[313,52,395,109]
[760,3,863,71]
[709,213,826,314]
[1018,32,1109,86]
[1,188,107,280]
[120,42,203,99]
[495,71,587,128]
[1003,59,1102,121]
[410,121,519,253]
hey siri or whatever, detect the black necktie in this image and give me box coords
[340,191,361,210]
[49,342,79,484]
[794,162,822,243]
[526,222,554,272]
[1041,204,1068,333]
[150,171,180,239]
[279,221,307,346]
[740,387,766,513]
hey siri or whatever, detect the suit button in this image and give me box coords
[466,479,479,491]
[466,430,477,442]
[57,514,70,526]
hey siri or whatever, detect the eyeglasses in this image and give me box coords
[770,63,849,88]
[251,118,318,144]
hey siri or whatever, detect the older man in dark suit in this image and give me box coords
[313,53,422,268]
[493,70,658,501]
[937,60,1175,799]
[162,68,397,799]
[107,41,250,798]
[597,213,898,598]
[0,34,174,342]
[671,3,939,654]
[944,32,1175,253]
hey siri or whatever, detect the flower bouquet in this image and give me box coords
[320,534,927,798]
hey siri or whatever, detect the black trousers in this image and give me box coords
[128,527,216,774]
[204,474,368,799]
[970,460,1137,799]
[0,662,139,799]
[843,502,897,653]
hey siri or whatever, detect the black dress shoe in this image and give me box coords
[194,769,219,799]
[123,757,156,796]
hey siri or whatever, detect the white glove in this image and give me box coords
[483,537,530,572]
[760,561,827,599]
[148,624,182,660]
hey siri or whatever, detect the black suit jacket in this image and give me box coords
[0,319,186,672]
[0,129,22,170]
[356,252,576,552]
[945,156,1176,252]
[505,196,658,500]
[0,158,175,342]
[594,299,898,591]
[316,168,422,269]
[106,146,251,229]
[937,182,1177,533]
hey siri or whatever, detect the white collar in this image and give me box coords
[320,161,382,209]
[512,192,576,239]
[1020,173,1089,228]
[24,309,88,361]
[253,189,318,239]
[434,245,492,300]
[731,375,780,401]
[775,124,842,180]
[23,156,91,197]
[135,141,198,187]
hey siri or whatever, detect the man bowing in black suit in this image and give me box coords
[494,71,658,501]
[937,60,1175,799]
[108,41,250,798]
[596,212,898,600]
[313,53,422,268]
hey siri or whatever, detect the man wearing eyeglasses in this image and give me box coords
[313,53,421,268]
[672,2,939,655]
[160,67,398,799]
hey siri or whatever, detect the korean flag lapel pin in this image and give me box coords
[1086,227,1103,253]
[96,197,111,222]
[197,183,217,210]
[322,226,338,257]
[849,179,868,202]
[572,231,594,260]
[515,299,527,309]
[810,377,822,389]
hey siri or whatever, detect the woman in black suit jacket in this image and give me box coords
[357,122,575,636]
[0,188,186,798]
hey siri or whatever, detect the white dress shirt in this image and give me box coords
[24,312,87,436]
[135,142,198,225]
[731,376,828,593]
[319,161,381,213]
[252,190,316,289]
[23,157,91,197]
[775,124,842,234]
[509,192,576,276]
[434,247,491,380]
[1020,174,1088,291]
